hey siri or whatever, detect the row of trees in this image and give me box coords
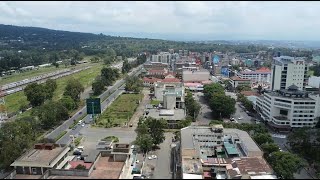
[0,78,85,169]
[125,76,143,93]
[135,117,167,154]
[237,93,254,112]
[185,91,201,121]
[287,128,320,177]
[92,67,120,95]
[209,121,306,179]
[203,83,236,118]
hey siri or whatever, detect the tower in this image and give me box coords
[0,86,7,120]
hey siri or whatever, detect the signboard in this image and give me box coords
[86,98,101,114]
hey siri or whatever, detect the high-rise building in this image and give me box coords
[271,56,308,91]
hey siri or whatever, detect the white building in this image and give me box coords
[256,85,320,130]
[151,52,172,64]
[271,56,308,91]
[308,76,320,88]
[237,67,271,83]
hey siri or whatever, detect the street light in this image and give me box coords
[91,102,95,124]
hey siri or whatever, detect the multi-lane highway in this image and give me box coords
[48,65,143,144]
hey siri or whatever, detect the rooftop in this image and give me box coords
[147,108,186,120]
[240,91,260,97]
[233,157,273,175]
[11,144,69,168]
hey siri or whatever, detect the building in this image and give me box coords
[271,56,308,91]
[143,62,169,70]
[237,67,271,83]
[256,85,320,131]
[143,77,162,87]
[229,76,251,88]
[179,125,275,179]
[151,52,172,64]
[11,143,70,175]
[146,68,168,79]
[308,76,320,88]
[182,69,210,83]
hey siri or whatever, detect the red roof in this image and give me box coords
[143,77,161,83]
[69,161,92,169]
[256,67,271,72]
[161,78,181,83]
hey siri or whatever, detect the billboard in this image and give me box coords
[221,66,229,77]
[86,98,101,114]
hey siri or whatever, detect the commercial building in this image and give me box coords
[182,69,210,83]
[11,143,70,175]
[143,62,169,70]
[256,85,320,130]
[271,56,308,91]
[237,67,271,83]
[179,125,275,179]
[151,52,172,64]
[229,76,251,88]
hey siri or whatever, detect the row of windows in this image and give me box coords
[293,115,314,117]
[196,134,221,138]
[274,102,291,108]
[294,110,314,113]
[293,119,314,122]
[275,98,291,104]
[292,123,314,126]
[294,106,315,109]
[293,102,315,104]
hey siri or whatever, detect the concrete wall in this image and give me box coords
[88,152,101,175]
[113,154,128,162]
[164,95,176,109]
[49,169,89,177]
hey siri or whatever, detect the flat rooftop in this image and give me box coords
[148,108,186,120]
[11,145,69,168]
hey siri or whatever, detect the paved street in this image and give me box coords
[193,92,212,125]
[143,132,174,179]
[232,102,253,124]
[48,65,143,142]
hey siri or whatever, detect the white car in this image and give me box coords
[238,117,242,120]
[81,123,85,127]
[148,156,152,160]
[151,155,157,159]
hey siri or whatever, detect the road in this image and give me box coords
[232,102,253,124]
[47,65,143,142]
[193,92,212,125]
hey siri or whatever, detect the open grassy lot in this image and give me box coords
[96,94,143,128]
[4,62,104,114]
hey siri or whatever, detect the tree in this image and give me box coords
[35,101,69,130]
[135,120,149,135]
[90,56,100,63]
[236,85,251,92]
[125,76,143,93]
[257,85,262,94]
[44,79,57,100]
[209,93,236,118]
[24,83,47,107]
[261,143,280,156]
[253,133,273,146]
[92,79,105,95]
[177,117,192,129]
[122,59,132,74]
[63,78,84,103]
[144,117,167,146]
[135,134,153,154]
[59,96,77,111]
[268,151,306,179]
[203,83,225,100]
[75,164,87,170]
[185,92,201,120]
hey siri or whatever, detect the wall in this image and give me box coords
[49,169,89,177]
[308,76,320,88]
[113,154,128,162]
[88,152,101,175]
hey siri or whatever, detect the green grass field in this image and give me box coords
[4,62,104,114]
[96,94,143,128]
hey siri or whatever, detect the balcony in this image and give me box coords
[273,116,290,122]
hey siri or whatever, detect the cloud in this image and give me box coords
[1,1,320,40]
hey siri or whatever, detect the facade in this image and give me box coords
[230,76,251,88]
[182,69,210,83]
[143,62,169,70]
[11,143,70,175]
[237,67,271,83]
[271,56,308,91]
[256,85,320,130]
[151,52,172,64]
[179,125,275,179]
[308,76,320,88]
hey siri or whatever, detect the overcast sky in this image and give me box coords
[1,1,320,41]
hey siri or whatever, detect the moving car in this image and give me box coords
[238,117,242,120]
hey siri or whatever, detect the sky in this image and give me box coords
[1,1,320,41]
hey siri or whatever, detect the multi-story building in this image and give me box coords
[182,69,210,83]
[256,85,320,130]
[151,52,172,64]
[143,62,169,70]
[179,125,276,179]
[229,76,251,89]
[271,56,308,91]
[237,67,271,83]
